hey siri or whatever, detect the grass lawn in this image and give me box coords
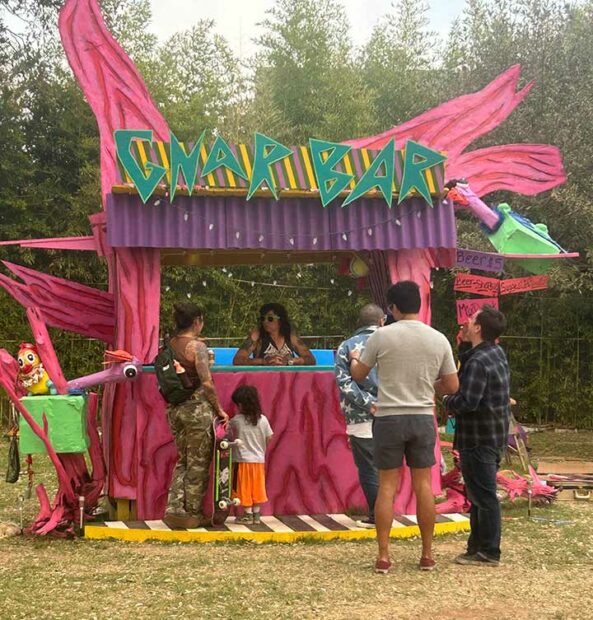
[1,434,592,620]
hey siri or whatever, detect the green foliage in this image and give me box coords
[362,0,442,130]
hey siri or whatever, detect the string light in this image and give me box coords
[167,199,432,241]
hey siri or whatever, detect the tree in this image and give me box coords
[362,0,442,131]
[252,0,374,143]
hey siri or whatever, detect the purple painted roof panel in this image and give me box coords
[106,194,456,252]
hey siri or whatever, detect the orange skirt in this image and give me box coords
[233,462,268,507]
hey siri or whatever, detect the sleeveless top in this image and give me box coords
[255,335,296,361]
[170,335,201,389]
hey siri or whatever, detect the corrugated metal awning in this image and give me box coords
[106,194,456,253]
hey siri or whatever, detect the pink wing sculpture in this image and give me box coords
[59,0,169,202]
[346,64,566,197]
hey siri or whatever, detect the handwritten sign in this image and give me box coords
[456,249,504,273]
[456,297,499,325]
[454,273,500,297]
[499,275,549,296]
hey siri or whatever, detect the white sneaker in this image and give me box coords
[355,519,375,529]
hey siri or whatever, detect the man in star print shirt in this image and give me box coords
[335,304,385,528]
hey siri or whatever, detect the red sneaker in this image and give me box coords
[374,558,392,574]
[419,557,436,571]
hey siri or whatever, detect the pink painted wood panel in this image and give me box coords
[210,370,442,516]
[346,65,566,198]
[0,261,115,343]
[59,0,170,202]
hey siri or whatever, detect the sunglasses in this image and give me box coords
[260,314,281,322]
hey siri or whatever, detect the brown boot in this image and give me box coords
[163,512,201,529]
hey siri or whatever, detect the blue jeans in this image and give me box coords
[460,445,502,560]
[350,436,379,521]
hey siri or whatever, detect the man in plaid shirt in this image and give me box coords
[442,305,510,566]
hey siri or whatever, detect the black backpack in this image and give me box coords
[153,342,195,405]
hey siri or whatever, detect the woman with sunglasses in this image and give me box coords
[232,303,316,366]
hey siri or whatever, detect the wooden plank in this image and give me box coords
[537,461,593,475]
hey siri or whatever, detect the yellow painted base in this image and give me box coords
[85,519,469,545]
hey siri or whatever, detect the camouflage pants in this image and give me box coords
[166,395,214,516]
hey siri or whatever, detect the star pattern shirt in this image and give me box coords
[335,326,379,426]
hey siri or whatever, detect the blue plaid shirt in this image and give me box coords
[446,342,511,450]
[335,326,379,425]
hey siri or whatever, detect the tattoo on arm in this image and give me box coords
[293,336,316,365]
[192,342,222,412]
[239,337,255,353]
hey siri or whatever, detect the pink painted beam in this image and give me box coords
[0,261,115,343]
[59,0,170,204]
[26,307,69,395]
[0,236,97,251]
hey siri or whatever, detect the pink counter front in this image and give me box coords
[211,366,443,516]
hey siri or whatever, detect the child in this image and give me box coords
[230,385,273,524]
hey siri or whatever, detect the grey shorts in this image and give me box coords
[373,415,436,470]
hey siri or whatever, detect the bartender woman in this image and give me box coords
[233,303,316,366]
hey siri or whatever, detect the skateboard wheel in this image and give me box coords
[218,500,228,510]
[234,439,243,446]
[220,440,229,450]
[232,498,241,506]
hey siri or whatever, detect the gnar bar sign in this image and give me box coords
[114,130,446,208]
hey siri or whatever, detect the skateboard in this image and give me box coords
[211,419,241,526]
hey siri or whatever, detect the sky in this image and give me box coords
[149,0,467,58]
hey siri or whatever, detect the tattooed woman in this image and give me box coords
[232,303,316,367]
[164,302,229,529]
